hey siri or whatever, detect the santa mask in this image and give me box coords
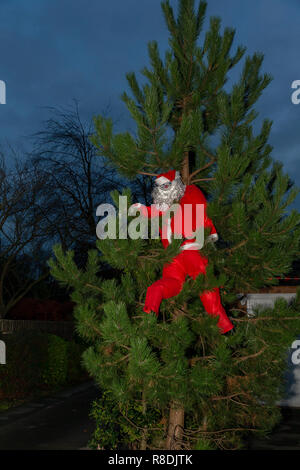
[151,170,186,211]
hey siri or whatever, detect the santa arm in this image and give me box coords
[189,185,218,242]
[131,203,162,218]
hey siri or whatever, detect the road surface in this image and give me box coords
[0,381,98,450]
[1,381,300,450]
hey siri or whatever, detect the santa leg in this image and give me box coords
[143,250,234,335]
[200,287,234,334]
[144,257,185,315]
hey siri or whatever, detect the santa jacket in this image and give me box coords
[143,184,218,250]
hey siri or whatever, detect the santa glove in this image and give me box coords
[130,203,148,217]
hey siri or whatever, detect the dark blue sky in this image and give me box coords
[0,0,299,207]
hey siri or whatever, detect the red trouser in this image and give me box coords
[143,249,234,334]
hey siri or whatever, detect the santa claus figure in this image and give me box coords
[136,170,234,334]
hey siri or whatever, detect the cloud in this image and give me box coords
[0,0,299,206]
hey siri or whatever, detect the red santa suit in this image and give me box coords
[138,170,233,334]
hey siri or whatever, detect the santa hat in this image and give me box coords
[155,170,180,186]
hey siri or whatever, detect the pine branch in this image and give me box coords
[235,344,268,363]
[191,177,215,183]
[189,156,216,179]
[234,316,300,323]
[137,171,158,177]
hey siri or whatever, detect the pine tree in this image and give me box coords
[49,0,300,450]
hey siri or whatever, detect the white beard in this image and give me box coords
[151,177,186,211]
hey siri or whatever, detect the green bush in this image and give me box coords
[0,331,87,401]
[89,391,124,449]
[0,331,48,399]
[66,340,87,384]
[41,334,68,387]
[89,390,164,450]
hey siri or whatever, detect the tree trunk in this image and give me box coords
[165,304,186,449]
[140,393,148,450]
[181,150,190,185]
[0,302,6,320]
[140,429,148,450]
[165,400,185,449]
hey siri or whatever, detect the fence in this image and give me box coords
[0,319,75,340]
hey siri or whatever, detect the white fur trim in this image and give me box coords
[155,202,169,212]
[156,176,170,185]
[166,218,172,244]
[207,233,219,243]
[180,242,202,251]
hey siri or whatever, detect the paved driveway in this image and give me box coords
[1,382,300,450]
[0,382,98,450]
[249,407,300,450]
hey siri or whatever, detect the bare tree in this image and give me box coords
[29,103,123,263]
[29,102,152,266]
[0,154,51,318]
[0,103,152,317]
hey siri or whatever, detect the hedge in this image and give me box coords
[0,331,88,400]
